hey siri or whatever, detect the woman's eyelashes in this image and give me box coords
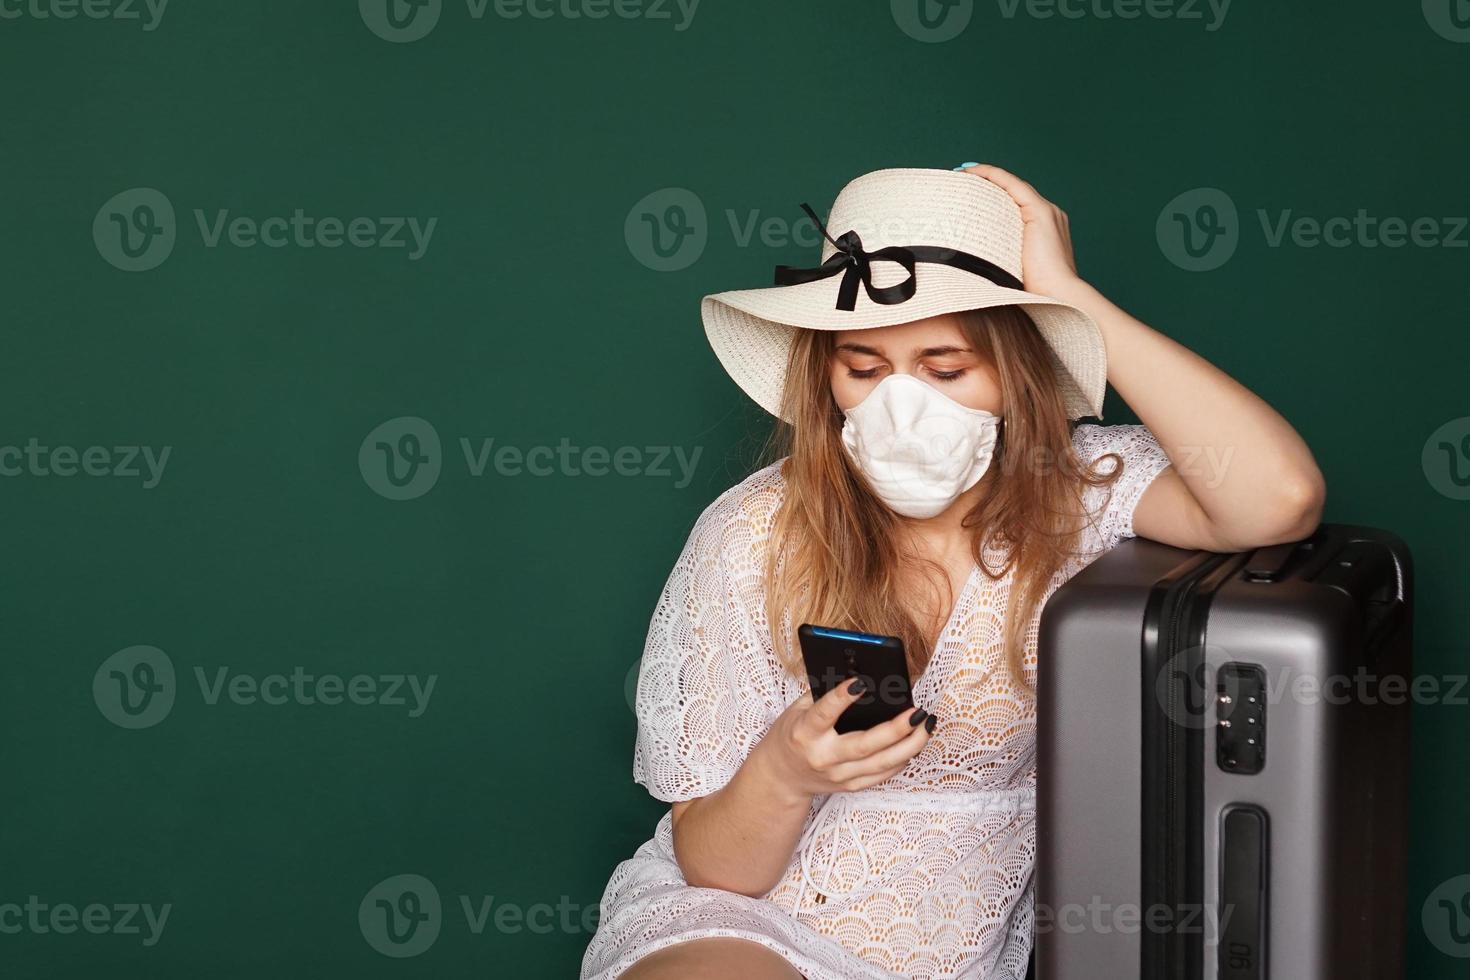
[842,362,970,382]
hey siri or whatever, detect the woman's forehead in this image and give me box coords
[831,313,971,354]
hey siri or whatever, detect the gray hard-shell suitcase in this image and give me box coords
[1034,524,1412,980]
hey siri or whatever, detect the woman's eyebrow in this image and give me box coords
[834,342,973,357]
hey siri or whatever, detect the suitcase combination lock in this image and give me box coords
[1216,663,1267,774]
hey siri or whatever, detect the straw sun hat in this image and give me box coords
[700,167,1107,422]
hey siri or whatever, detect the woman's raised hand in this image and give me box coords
[960,163,1086,299]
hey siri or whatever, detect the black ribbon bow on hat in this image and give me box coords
[773,203,1025,311]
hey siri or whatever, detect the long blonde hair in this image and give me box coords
[759,305,1121,693]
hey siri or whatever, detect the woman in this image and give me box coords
[581,165,1324,980]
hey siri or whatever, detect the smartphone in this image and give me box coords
[797,623,915,734]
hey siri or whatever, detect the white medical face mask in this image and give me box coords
[839,372,1001,520]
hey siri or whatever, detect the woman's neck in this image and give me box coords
[898,479,988,564]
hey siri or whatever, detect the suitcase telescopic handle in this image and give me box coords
[1244,529,1406,602]
[1243,532,1408,649]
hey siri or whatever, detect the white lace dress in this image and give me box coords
[581,424,1173,980]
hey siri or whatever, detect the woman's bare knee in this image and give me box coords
[617,936,804,980]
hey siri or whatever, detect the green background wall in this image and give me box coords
[3,1,1467,975]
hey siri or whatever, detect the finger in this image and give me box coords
[830,715,933,781]
[802,675,869,733]
[831,705,929,761]
[966,164,1050,210]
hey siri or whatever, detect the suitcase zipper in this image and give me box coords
[1141,551,1242,980]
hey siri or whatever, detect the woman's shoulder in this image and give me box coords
[1070,420,1140,454]
[660,459,788,597]
[1070,421,1162,471]
[688,458,788,549]
[1068,421,1174,547]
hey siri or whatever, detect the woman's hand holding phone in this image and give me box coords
[752,678,937,806]
[669,678,937,896]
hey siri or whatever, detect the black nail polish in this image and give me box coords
[847,677,869,694]
[908,708,928,726]
[925,714,938,733]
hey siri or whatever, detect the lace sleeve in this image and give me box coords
[1072,423,1174,552]
[631,474,787,804]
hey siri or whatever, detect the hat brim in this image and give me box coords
[701,263,1108,422]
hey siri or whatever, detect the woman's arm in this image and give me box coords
[669,681,934,897]
[668,733,812,896]
[1044,280,1325,550]
[969,164,1326,552]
